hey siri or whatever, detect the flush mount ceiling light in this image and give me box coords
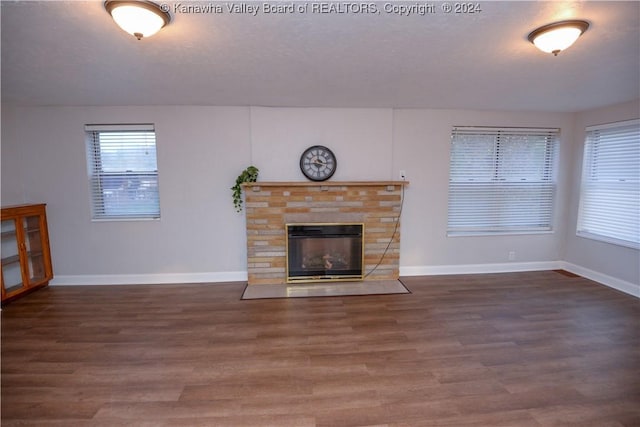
[104,0,171,40]
[527,20,590,56]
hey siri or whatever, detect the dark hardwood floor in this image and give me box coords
[2,271,639,426]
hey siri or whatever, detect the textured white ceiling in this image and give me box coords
[1,1,639,112]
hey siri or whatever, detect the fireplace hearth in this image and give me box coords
[286,223,364,283]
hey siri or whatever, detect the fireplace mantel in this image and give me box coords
[243,181,408,285]
[243,181,409,188]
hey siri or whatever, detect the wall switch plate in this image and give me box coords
[400,170,406,180]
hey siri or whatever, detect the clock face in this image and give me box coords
[300,145,337,181]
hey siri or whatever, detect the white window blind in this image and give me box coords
[577,119,640,249]
[85,124,160,220]
[448,126,558,235]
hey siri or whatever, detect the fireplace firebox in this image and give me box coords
[286,223,364,283]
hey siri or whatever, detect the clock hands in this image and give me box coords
[308,156,330,171]
[300,145,337,182]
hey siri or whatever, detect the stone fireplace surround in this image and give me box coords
[243,181,407,285]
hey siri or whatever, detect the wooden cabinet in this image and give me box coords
[1,204,53,304]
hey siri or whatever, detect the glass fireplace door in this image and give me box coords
[286,223,364,283]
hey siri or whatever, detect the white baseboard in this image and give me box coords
[400,261,638,298]
[400,261,562,277]
[50,271,247,286]
[560,262,639,298]
[50,262,638,299]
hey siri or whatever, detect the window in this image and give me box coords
[85,124,160,220]
[447,126,558,235]
[577,119,639,249]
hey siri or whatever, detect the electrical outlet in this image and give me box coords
[508,251,516,261]
[399,170,406,180]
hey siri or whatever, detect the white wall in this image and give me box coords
[563,100,640,292]
[250,107,394,182]
[392,108,574,272]
[2,106,252,283]
[1,103,635,293]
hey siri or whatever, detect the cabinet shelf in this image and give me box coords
[1,254,21,266]
[1,251,43,266]
[1,204,53,304]
[1,230,17,239]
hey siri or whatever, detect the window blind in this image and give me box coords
[448,126,558,235]
[85,124,160,220]
[577,119,640,248]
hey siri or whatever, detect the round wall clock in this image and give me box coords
[299,145,337,182]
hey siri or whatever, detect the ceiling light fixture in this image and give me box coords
[527,20,590,56]
[104,0,171,40]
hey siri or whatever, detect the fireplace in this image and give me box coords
[286,223,364,283]
[244,181,406,285]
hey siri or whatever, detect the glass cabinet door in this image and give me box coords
[1,204,52,304]
[1,218,24,295]
[23,215,47,285]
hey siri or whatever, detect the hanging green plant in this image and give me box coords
[231,166,259,212]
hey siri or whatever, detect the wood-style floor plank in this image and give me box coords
[2,272,639,426]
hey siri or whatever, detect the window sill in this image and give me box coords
[447,230,554,238]
[91,217,160,222]
[576,232,639,250]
